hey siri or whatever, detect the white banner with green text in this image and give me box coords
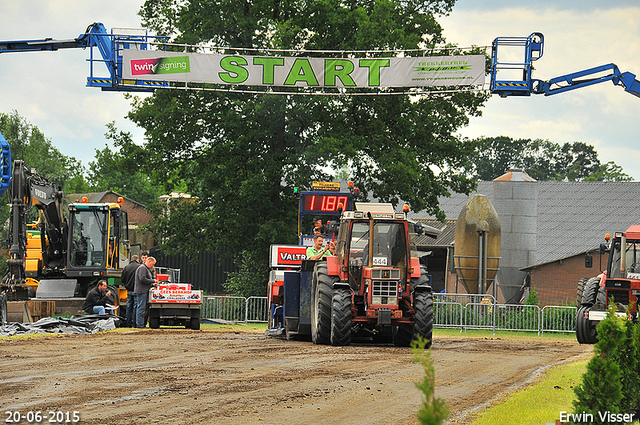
[122,50,485,89]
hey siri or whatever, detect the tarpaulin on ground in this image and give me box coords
[0,314,122,337]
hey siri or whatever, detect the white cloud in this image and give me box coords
[440,6,640,179]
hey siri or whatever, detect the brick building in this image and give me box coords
[66,191,154,252]
[409,178,640,306]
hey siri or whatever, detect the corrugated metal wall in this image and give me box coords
[150,247,237,294]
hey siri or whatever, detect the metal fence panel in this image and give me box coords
[494,304,540,333]
[201,294,576,334]
[245,297,269,323]
[434,301,464,329]
[202,296,247,322]
[463,302,496,330]
[541,305,576,335]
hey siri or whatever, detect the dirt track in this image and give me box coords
[0,329,593,425]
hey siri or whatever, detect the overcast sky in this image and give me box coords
[1,1,639,179]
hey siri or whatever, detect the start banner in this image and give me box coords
[122,50,485,89]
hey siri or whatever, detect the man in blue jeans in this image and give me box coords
[122,253,146,327]
[82,280,112,315]
[134,256,158,328]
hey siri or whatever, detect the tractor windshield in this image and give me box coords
[610,240,640,278]
[348,222,407,268]
[69,209,107,267]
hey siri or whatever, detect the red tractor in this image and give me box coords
[268,202,439,347]
[576,225,640,344]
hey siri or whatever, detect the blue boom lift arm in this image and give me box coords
[490,32,640,98]
[0,22,168,93]
[0,22,171,197]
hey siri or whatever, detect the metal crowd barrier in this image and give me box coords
[201,294,577,333]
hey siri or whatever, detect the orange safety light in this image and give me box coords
[347,181,354,188]
[117,197,124,206]
[402,204,410,213]
[604,233,611,241]
[82,197,88,203]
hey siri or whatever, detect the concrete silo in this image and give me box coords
[492,168,538,304]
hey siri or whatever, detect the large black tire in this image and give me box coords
[330,288,352,346]
[410,265,429,292]
[190,317,200,330]
[575,306,598,344]
[581,277,603,306]
[393,325,413,347]
[576,277,588,305]
[0,294,7,324]
[412,291,434,348]
[148,309,160,329]
[311,262,335,345]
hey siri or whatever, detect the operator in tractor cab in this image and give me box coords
[306,234,336,260]
[82,280,112,315]
[311,218,328,235]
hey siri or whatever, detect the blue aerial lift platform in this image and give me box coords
[490,32,640,98]
[0,22,168,93]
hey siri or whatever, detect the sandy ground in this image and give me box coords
[0,329,593,425]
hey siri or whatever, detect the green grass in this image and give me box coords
[433,327,576,341]
[469,360,588,425]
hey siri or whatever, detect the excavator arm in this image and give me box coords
[3,160,68,300]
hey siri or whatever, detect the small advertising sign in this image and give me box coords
[269,245,308,268]
[150,284,202,304]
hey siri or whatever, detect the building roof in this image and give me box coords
[409,181,640,267]
[65,190,147,209]
[414,218,456,247]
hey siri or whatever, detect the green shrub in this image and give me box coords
[412,336,449,425]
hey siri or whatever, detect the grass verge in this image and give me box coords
[469,359,588,425]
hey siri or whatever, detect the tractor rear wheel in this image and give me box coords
[412,291,434,348]
[330,288,352,346]
[311,262,334,345]
[581,277,603,306]
[576,277,588,305]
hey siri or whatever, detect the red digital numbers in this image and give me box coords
[303,195,348,212]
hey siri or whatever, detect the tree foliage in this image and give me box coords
[0,111,87,190]
[87,122,164,207]
[468,136,632,182]
[131,0,488,295]
[572,306,640,422]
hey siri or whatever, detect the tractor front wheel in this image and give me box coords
[412,291,434,348]
[330,288,352,346]
[311,262,334,345]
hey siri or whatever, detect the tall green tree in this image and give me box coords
[131,0,488,295]
[469,136,631,181]
[0,111,88,190]
[87,122,164,207]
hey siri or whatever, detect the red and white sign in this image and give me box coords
[269,245,308,268]
[150,284,202,304]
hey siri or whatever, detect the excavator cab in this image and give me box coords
[66,200,130,295]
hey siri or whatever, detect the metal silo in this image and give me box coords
[493,168,537,304]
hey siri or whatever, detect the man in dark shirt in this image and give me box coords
[121,254,141,327]
[82,280,111,315]
[134,256,158,328]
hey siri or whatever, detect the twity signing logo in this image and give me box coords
[131,56,190,76]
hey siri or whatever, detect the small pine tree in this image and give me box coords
[616,317,640,413]
[572,306,626,423]
[411,336,449,425]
